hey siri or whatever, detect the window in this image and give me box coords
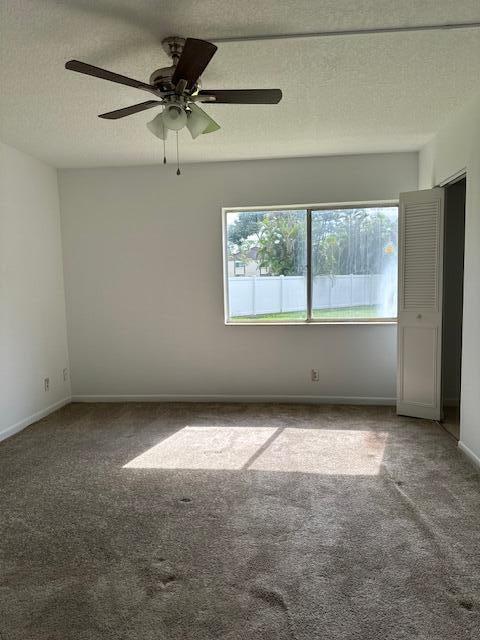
[234,260,246,276]
[224,204,398,323]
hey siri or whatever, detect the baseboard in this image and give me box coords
[0,397,71,443]
[458,441,480,471]
[71,394,396,406]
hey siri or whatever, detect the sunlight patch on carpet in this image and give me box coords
[123,426,277,470]
[249,428,387,475]
[123,426,387,475]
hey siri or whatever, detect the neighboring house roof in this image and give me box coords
[230,246,260,261]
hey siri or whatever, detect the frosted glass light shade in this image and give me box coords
[187,103,220,139]
[147,112,168,140]
[162,104,187,131]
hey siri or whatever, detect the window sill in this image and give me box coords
[225,320,398,326]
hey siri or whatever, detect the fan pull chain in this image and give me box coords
[162,117,167,164]
[176,131,181,176]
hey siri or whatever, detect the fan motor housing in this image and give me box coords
[149,66,175,91]
[151,36,200,93]
[149,65,201,94]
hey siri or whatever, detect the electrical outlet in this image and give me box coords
[44,377,50,392]
[311,369,320,382]
[63,368,68,382]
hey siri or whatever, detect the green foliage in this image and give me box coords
[227,211,263,246]
[227,211,264,264]
[257,212,306,276]
[312,209,397,276]
[227,208,397,277]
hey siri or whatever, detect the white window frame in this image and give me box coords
[223,201,399,325]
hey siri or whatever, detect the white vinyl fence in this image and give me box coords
[228,274,386,317]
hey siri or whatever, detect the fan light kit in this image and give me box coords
[65,36,282,175]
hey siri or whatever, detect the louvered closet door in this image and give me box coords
[397,188,444,419]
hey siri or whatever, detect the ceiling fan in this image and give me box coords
[65,37,282,164]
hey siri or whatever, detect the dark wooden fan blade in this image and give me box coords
[98,100,162,119]
[65,60,155,93]
[171,39,217,90]
[197,89,282,104]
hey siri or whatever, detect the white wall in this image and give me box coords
[0,142,70,440]
[59,153,417,403]
[419,94,480,463]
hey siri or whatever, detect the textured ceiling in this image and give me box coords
[1,0,480,167]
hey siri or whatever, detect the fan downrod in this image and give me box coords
[162,37,186,64]
[149,37,187,90]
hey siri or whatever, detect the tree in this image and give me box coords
[227,208,397,278]
[227,211,265,264]
[312,208,397,276]
[257,212,305,276]
[227,212,263,246]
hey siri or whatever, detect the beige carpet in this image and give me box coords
[0,403,479,639]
